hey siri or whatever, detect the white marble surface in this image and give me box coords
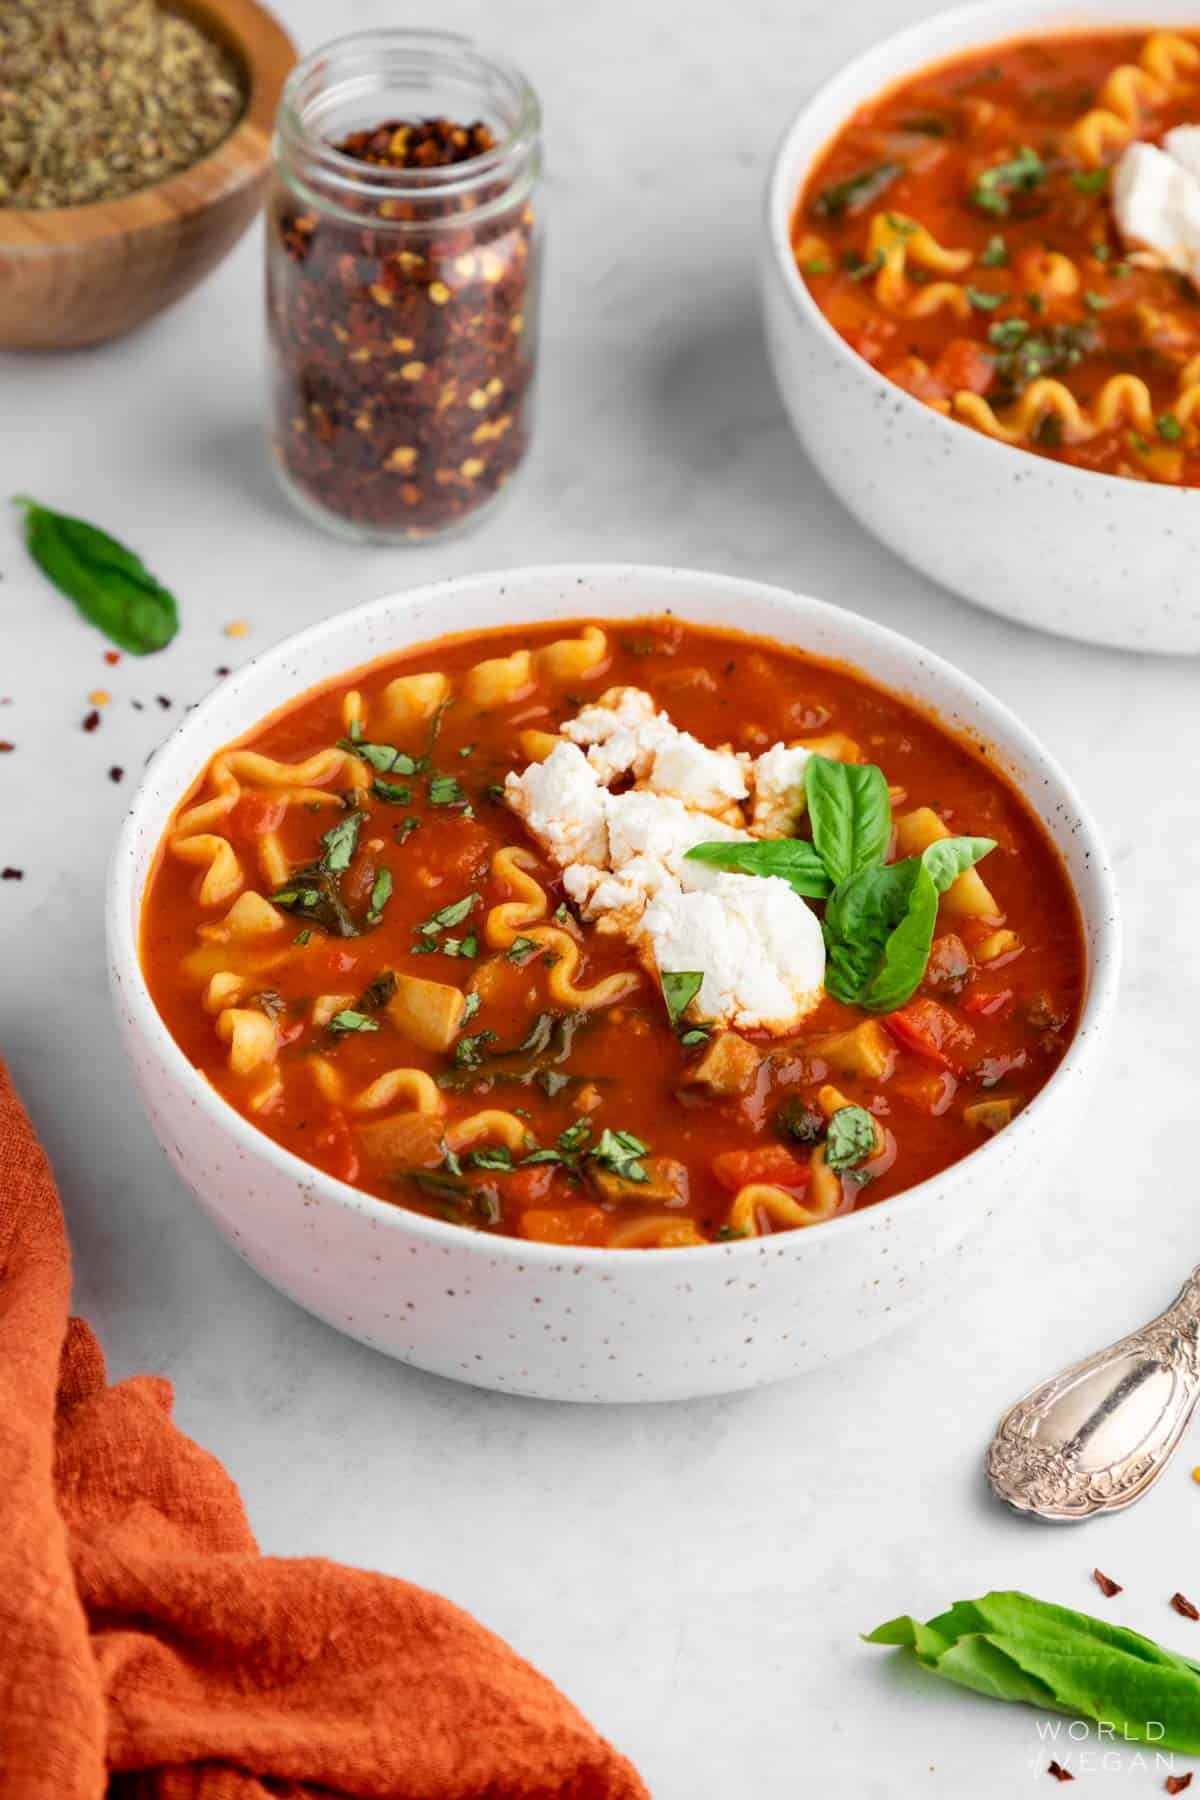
[2,0,1200,1790]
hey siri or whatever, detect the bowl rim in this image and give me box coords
[107,562,1121,1266]
[0,0,295,244]
[764,0,1200,505]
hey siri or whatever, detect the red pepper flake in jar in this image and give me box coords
[267,35,542,544]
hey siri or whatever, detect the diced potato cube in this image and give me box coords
[810,1020,896,1081]
[964,1098,1017,1134]
[387,974,466,1051]
[357,1112,445,1171]
[681,1032,763,1096]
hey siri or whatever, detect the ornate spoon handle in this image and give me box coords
[987,1267,1200,1520]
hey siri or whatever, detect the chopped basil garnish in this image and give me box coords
[1158,413,1184,442]
[979,234,1008,267]
[590,1127,650,1183]
[825,1105,879,1171]
[461,991,481,1026]
[970,146,1045,216]
[416,894,478,938]
[662,970,704,1029]
[320,810,361,874]
[964,285,1005,311]
[507,935,539,963]
[813,161,902,218]
[366,868,392,925]
[372,779,412,805]
[988,318,1029,350]
[327,1009,379,1035]
[1083,291,1108,312]
[357,970,398,1013]
[1073,167,1109,194]
[429,772,470,809]
[342,740,420,776]
[293,929,311,946]
[454,1029,497,1069]
[396,816,420,845]
[987,321,1096,401]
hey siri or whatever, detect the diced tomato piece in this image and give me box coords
[711,1146,811,1195]
[881,355,947,404]
[521,1205,609,1246]
[310,1111,360,1185]
[932,337,995,396]
[226,791,289,842]
[340,853,377,911]
[842,315,900,366]
[318,947,358,980]
[503,1163,558,1206]
[412,816,494,886]
[884,999,975,1072]
[962,987,1014,1020]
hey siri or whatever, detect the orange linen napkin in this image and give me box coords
[0,1060,649,1800]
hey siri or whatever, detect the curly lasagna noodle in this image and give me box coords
[795,29,1200,483]
[141,617,1084,1248]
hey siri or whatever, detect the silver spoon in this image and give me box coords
[987,1267,1200,1520]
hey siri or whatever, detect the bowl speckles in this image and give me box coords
[106,565,1120,1401]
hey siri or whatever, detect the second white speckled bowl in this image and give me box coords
[106,566,1120,1401]
[764,0,1200,654]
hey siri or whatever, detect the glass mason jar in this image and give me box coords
[267,30,543,544]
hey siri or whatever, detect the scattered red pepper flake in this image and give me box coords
[131,699,145,711]
[1173,1593,1200,1620]
[1167,1774,1194,1794]
[270,114,537,539]
[214,665,231,677]
[2,867,24,880]
[1093,1569,1122,1598]
[1048,1760,1074,1782]
[156,695,172,710]
[0,740,14,752]
[108,765,124,784]
[82,709,100,732]
[104,649,121,665]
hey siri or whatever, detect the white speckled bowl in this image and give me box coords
[107,566,1120,1401]
[764,0,1200,654]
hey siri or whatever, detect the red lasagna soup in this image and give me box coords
[795,29,1200,483]
[141,618,1085,1248]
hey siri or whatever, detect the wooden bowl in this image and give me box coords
[0,0,295,350]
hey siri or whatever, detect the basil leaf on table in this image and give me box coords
[866,1590,1200,1752]
[824,837,996,1012]
[14,495,178,655]
[805,755,893,887]
[684,838,833,900]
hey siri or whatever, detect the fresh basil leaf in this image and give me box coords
[320,811,361,874]
[806,755,892,887]
[964,285,1005,311]
[825,1105,879,1170]
[507,936,538,964]
[823,857,926,1008]
[327,1009,379,1035]
[1073,167,1109,194]
[824,838,996,1012]
[921,834,997,896]
[557,1118,593,1158]
[460,991,481,1026]
[865,1590,1200,1753]
[15,495,178,655]
[662,970,704,1028]
[813,161,902,218]
[684,838,833,901]
[979,233,1008,266]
